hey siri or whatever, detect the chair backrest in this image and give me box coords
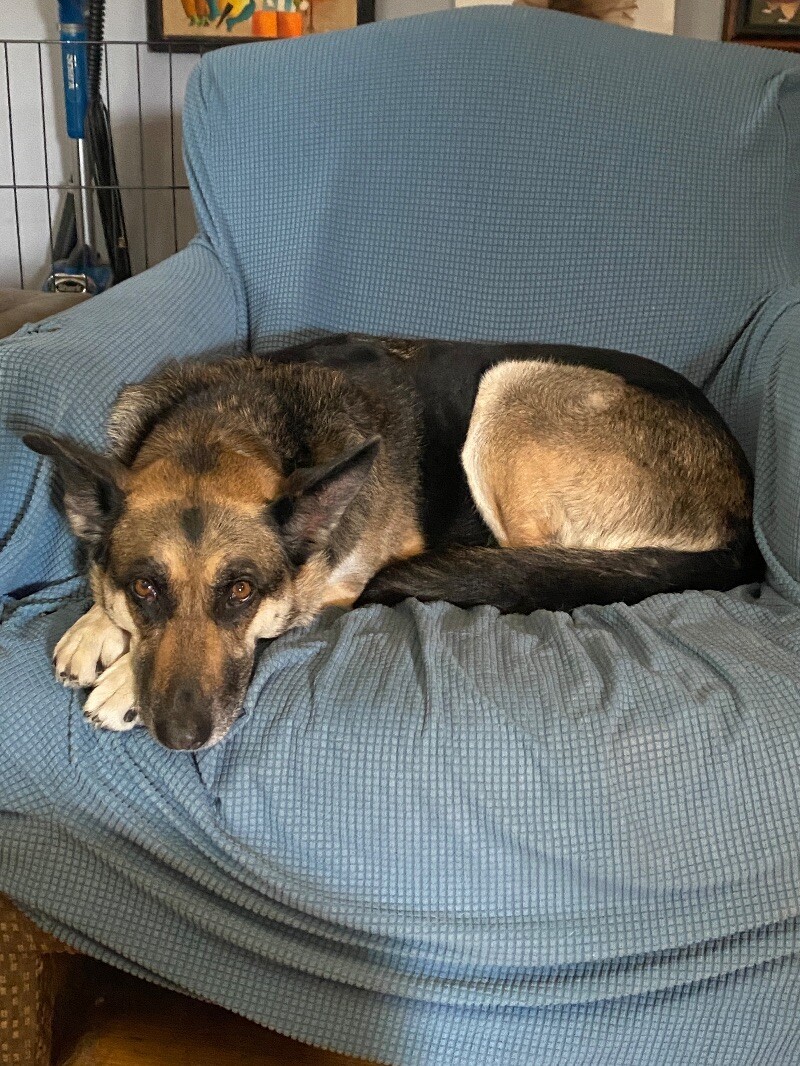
[183,6,800,384]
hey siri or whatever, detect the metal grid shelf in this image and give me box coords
[0,39,203,290]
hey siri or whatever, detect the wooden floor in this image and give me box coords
[58,960,375,1066]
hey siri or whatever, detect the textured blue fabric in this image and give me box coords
[185,6,800,377]
[2,9,800,1065]
[3,583,800,1064]
[0,239,245,598]
[708,285,800,600]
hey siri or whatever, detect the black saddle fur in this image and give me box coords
[268,336,763,614]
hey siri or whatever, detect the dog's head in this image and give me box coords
[24,420,379,750]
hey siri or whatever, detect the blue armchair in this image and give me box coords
[2,9,800,1064]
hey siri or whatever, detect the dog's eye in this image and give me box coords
[132,578,158,602]
[228,579,254,605]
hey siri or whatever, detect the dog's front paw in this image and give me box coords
[83,654,141,732]
[54,604,130,689]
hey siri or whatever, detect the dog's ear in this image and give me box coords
[270,437,380,565]
[23,432,127,546]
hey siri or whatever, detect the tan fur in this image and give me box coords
[288,525,426,622]
[126,451,283,514]
[396,528,427,560]
[152,615,225,697]
[105,587,139,639]
[152,620,179,692]
[98,422,425,727]
[246,589,295,642]
[463,361,750,553]
[90,566,138,637]
[43,341,756,749]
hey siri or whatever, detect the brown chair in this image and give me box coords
[0,894,81,1066]
[0,288,89,1066]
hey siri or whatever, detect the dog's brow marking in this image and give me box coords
[179,438,220,475]
[209,451,283,505]
[181,506,205,544]
[127,454,283,513]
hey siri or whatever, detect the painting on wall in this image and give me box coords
[723,0,800,49]
[454,0,676,35]
[146,0,375,52]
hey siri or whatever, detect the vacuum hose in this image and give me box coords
[85,0,104,100]
[85,0,132,284]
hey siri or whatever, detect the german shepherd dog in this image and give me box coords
[25,337,761,750]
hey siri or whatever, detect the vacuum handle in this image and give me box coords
[58,0,88,140]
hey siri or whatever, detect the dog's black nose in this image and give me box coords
[153,687,212,750]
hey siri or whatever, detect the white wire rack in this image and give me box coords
[0,39,202,290]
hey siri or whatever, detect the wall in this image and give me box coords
[674,0,724,39]
[0,0,725,288]
[8,1,453,40]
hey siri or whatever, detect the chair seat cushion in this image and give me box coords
[1,577,799,1064]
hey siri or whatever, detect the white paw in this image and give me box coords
[54,604,130,689]
[83,653,141,732]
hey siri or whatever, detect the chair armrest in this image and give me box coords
[713,288,800,605]
[0,239,246,598]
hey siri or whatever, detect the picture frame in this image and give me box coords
[146,0,375,53]
[723,0,800,50]
[473,1,676,36]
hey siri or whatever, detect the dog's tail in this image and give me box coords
[357,540,763,615]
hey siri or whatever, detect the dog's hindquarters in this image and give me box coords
[462,359,752,555]
[360,355,761,613]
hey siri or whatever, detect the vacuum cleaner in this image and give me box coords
[47,0,130,294]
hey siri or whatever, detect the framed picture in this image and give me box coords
[723,1,800,49]
[146,0,375,53]
[469,1,676,35]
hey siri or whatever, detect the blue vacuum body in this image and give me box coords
[47,0,112,294]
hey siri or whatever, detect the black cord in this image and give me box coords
[84,0,132,284]
[85,0,104,100]
[86,94,132,283]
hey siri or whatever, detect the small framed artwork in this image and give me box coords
[723,1,800,50]
[146,0,375,53]
[473,1,676,35]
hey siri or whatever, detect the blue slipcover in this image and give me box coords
[2,9,800,1064]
